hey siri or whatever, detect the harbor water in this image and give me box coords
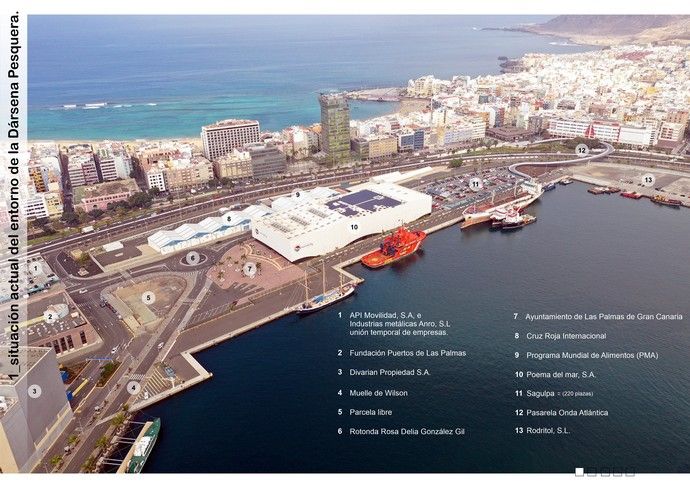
[143,183,690,473]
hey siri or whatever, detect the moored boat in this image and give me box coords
[361,226,426,268]
[620,191,642,199]
[498,213,537,231]
[651,194,681,208]
[296,262,356,315]
[125,418,161,474]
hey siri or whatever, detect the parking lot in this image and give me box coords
[417,168,525,211]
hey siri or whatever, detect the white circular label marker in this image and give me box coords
[243,261,257,278]
[291,189,304,200]
[186,251,200,265]
[641,173,656,187]
[469,177,483,192]
[126,381,141,396]
[30,262,44,275]
[28,384,42,399]
[142,291,156,305]
[44,310,57,324]
[575,143,590,157]
[348,221,361,234]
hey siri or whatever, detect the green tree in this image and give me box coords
[96,435,108,449]
[76,209,91,224]
[62,211,80,227]
[88,208,105,220]
[75,252,91,266]
[128,191,153,208]
[449,158,464,168]
[148,187,161,197]
[111,412,126,428]
[81,456,96,472]
[50,455,63,468]
[67,434,79,446]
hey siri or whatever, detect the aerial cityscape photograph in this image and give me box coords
[1,3,689,486]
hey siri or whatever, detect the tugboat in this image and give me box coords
[499,213,537,231]
[361,226,426,268]
[296,262,356,315]
[651,194,682,208]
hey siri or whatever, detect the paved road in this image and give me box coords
[508,142,615,178]
[34,142,690,471]
[38,234,248,472]
[22,151,581,261]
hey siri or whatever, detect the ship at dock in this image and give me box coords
[460,180,543,230]
[119,418,161,474]
[295,261,356,315]
[651,194,682,208]
[588,186,621,195]
[361,226,427,268]
[493,211,537,231]
[620,191,643,199]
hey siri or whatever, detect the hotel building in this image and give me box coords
[201,119,260,161]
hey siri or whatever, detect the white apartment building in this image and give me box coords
[547,118,657,147]
[658,121,685,142]
[146,170,167,192]
[96,144,133,181]
[67,153,99,188]
[201,119,260,161]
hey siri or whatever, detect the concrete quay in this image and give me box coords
[126,195,493,411]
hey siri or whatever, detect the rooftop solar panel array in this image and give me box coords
[325,189,401,217]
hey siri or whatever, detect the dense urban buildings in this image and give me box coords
[138,141,214,192]
[213,148,253,180]
[201,119,260,161]
[319,93,351,165]
[16,44,689,228]
[245,142,288,178]
[0,347,73,473]
[94,142,133,181]
[66,145,99,188]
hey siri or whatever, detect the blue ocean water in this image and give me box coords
[143,184,690,473]
[28,15,595,139]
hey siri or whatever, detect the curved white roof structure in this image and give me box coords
[148,204,272,254]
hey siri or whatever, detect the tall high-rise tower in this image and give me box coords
[319,93,351,165]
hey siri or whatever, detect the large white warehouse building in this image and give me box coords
[251,181,432,262]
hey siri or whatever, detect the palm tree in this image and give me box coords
[96,436,108,449]
[81,456,96,473]
[121,403,130,413]
[50,455,63,468]
[111,412,126,427]
[67,434,79,446]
